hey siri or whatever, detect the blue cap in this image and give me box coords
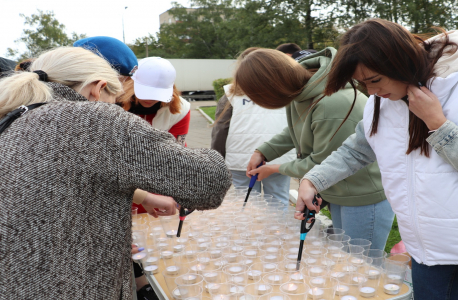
[73,36,138,76]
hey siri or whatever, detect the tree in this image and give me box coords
[7,10,87,61]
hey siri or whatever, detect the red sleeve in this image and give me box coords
[169,111,190,147]
[168,111,191,138]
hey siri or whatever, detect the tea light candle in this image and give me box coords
[327,246,340,251]
[330,272,345,279]
[310,277,325,287]
[288,247,299,254]
[231,276,245,284]
[173,288,188,298]
[166,230,177,238]
[203,272,218,282]
[242,259,253,266]
[308,287,324,296]
[309,266,324,275]
[366,269,381,279]
[227,254,237,263]
[176,237,188,244]
[360,287,376,297]
[332,253,346,259]
[212,295,230,300]
[383,284,400,295]
[289,272,304,281]
[309,250,322,255]
[305,257,317,264]
[257,284,269,295]
[387,274,402,282]
[210,250,222,258]
[229,286,244,296]
[264,254,277,262]
[352,276,367,284]
[198,243,209,251]
[143,265,158,274]
[264,263,276,272]
[284,263,296,271]
[266,247,279,253]
[321,260,336,267]
[182,274,197,284]
[198,257,210,264]
[231,246,243,253]
[158,242,169,248]
[161,251,173,259]
[173,245,184,253]
[214,260,228,268]
[228,266,243,273]
[267,274,281,284]
[247,270,262,280]
[341,296,357,300]
[206,283,220,293]
[335,284,350,296]
[146,257,158,264]
[185,250,196,258]
[190,264,205,274]
[350,257,364,264]
[166,266,180,275]
[132,252,147,260]
[342,265,356,272]
[244,250,257,257]
[283,283,298,294]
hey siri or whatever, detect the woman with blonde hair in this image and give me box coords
[237,47,393,251]
[0,47,231,299]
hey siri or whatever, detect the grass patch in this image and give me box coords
[200,106,216,121]
[385,216,402,253]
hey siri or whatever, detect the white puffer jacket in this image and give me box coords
[224,85,296,171]
[364,72,458,265]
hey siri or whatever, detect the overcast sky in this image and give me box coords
[1,0,190,58]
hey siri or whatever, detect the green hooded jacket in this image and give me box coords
[257,47,385,206]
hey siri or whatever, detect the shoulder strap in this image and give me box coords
[0,103,47,135]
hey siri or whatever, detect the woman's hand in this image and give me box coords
[407,85,447,130]
[246,151,265,177]
[142,193,177,217]
[294,179,322,220]
[131,244,144,254]
[247,164,280,181]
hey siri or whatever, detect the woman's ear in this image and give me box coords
[90,80,108,101]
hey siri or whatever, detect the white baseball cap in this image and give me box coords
[132,57,176,102]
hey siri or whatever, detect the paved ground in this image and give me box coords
[186,100,299,191]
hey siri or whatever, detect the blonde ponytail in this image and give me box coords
[0,72,52,117]
[0,47,123,118]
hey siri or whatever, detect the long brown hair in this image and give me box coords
[117,76,182,114]
[324,18,457,157]
[232,47,312,109]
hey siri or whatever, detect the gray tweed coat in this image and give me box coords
[0,83,232,300]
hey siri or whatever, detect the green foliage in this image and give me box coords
[212,78,232,100]
[385,216,402,253]
[7,10,87,60]
[200,106,217,120]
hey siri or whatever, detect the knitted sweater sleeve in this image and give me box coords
[113,109,232,210]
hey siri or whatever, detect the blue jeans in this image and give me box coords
[230,170,290,205]
[412,259,458,300]
[329,200,394,251]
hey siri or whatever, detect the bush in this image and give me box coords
[212,78,232,101]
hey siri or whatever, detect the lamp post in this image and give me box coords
[122,6,128,43]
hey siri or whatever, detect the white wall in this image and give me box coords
[166,59,237,91]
